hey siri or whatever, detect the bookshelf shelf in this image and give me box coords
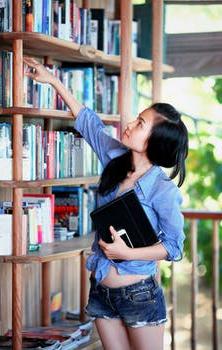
[0,32,174,73]
[0,234,94,264]
[0,107,121,123]
[0,176,100,188]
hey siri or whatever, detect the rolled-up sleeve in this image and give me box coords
[153,184,185,261]
[74,107,127,167]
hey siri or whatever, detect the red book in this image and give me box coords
[47,131,55,179]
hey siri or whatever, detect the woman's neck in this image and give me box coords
[129,152,153,178]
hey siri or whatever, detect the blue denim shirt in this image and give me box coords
[74,107,185,283]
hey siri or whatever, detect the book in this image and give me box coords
[90,189,159,249]
[23,194,55,243]
[0,214,27,255]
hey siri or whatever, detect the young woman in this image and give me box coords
[24,57,188,350]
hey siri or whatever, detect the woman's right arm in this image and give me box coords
[24,57,128,167]
[23,56,84,117]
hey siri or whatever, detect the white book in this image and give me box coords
[0,214,12,255]
[0,158,31,180]
[0,214,27,255]
[73,137,84,177]
[82,190,88,235]
[90,19,98,49]
[34,0,43,33]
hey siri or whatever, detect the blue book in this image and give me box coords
[42,0,48,34]
[83,67,94,110]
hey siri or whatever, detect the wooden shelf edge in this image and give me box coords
[0,176,100,188]
[0,107,121,123]
[0,32,174,73]
[0,235,94,264]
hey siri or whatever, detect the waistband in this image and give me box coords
[90,274,158,294]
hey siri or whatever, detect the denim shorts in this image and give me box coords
[85,275,167,328]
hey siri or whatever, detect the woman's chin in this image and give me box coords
[121,137,128,146]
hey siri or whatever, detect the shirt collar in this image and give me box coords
[136,165,160,199]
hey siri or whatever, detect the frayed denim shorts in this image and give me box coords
[85,275,167,328]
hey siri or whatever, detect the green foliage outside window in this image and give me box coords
[136,74,222,291]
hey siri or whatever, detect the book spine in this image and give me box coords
[52,0,59,37]
[25,0,34,32]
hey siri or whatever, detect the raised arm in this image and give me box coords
[24,57,128,167]
[23,57,83,117]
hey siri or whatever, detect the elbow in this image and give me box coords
[161,240,184,262]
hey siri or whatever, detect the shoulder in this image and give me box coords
[138,166,182,204]
[143,166,182,207]
[151,168,182,206]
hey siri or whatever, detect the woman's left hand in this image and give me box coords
[99,226,131,260]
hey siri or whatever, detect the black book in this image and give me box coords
[90,189,159,249]
[91,8,105,51]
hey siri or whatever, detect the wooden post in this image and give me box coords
[119,0,132,133]
[152,0,163,103]
[82,0,90,9]
[191,220,198,350]
[41,92,53,326]
[80,251,88,321]
[170,262,176,350]
[12,0,23,349]
[152,0,163,287]
[212,220,219,350]
[41,262,51,326]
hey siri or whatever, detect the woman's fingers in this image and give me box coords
[23,56,40,68]
[25,71,35,79]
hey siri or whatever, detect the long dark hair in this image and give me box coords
[98,103,188,196]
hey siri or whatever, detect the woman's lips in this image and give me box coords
[123,129,129,138]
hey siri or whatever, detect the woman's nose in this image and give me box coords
[127,121,134,130]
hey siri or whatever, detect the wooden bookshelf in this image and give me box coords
[0,234,94,263]
[0,32,174,73]
[0,107,121,123]
[0,176,100,188]
[0,1,166,349]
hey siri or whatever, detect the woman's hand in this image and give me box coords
[99,226,131,260]
[23,56,56,85]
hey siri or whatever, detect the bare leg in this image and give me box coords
[95,318,131,350]
[127,324,165,350]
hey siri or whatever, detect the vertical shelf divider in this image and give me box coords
[152,0,163,103]
[12,0,23,349]
[41,117,54,326]
[120,0,132,133]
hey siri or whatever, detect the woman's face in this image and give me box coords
[121,108,157,153]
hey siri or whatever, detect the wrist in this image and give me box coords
[124,247,135,260]
[50,76,60,88]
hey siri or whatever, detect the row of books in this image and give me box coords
[24,62,120,114]
[53,185,98,239]
[0,121,118,180]
[0,1,138,56]
[0,51,122,114]
[0,194,54,255]
[0,186,98,255]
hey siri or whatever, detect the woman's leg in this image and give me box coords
[95,318,131,350]
[127,324,165,350]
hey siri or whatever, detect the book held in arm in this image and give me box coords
[90,189,159,249]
